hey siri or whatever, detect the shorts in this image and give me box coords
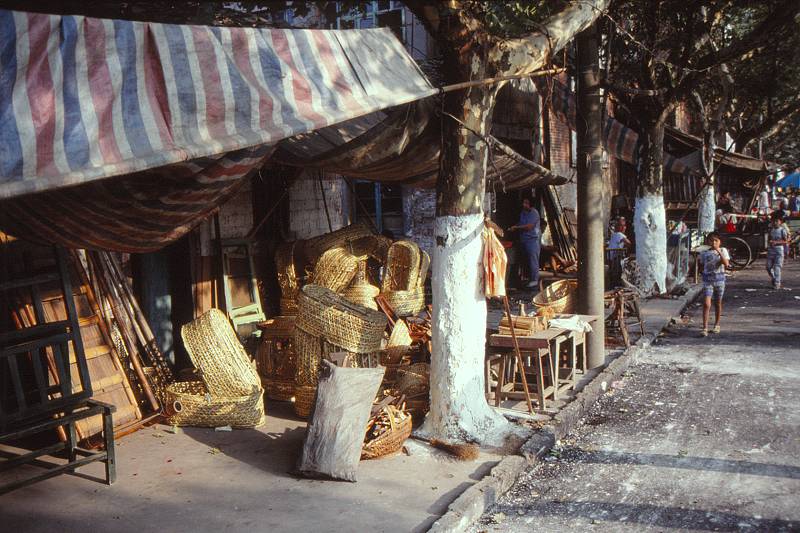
[702,277,725,301]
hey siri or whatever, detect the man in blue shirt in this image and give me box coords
[509,197,541,289]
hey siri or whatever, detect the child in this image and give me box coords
[607,220,631,286]
[700,232,730,336]
[767,212,789,289]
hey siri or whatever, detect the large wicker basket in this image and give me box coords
[181,309,262,396]
[361,415,413,460]
[294,325,323,386]
[382,241,421,292]
[296,284,387,353]
[256,316,296,401]
[165,381,265,428]
[533,279,578,315]
[304,222,374,266]
[174,309,266,427]
[311,247,364,293]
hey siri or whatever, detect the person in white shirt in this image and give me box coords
[757,187,771,215]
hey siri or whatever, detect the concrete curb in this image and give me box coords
[427,286,702,533]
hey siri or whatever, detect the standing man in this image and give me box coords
[509,197,541,289]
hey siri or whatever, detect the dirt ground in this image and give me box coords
[471,258,800,532]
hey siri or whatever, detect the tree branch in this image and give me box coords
[487,0,611,76]
[737,100,800,149]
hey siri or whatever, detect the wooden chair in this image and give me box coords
[1,246,115,494]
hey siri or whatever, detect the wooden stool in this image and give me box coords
[604,289,645,348]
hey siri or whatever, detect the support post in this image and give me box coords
[576,23,606,369]
[374,183,383,234]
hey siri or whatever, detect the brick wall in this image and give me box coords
[289,171,350,240]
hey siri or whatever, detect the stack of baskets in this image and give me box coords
[381,241,430,317]
[166,309,265,428]
[255,316,297,402]
[533,279,578,315]
[293,284,387,418]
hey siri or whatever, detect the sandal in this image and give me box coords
[700,329,708,337]
[712,324,720,334]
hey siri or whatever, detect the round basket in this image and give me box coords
[265,378,294,402]
[293,384,317,419]
[361,415,413,460]
[383,286,426,317]
[296,284,387,353]
[533,279,578,315]
[165,381,265,428]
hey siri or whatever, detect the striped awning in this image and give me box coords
[0,9,436,251]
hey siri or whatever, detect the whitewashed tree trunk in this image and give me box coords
[634,120,668,295]
[697,184,716,234]
[634,193,668,294]
[417,213,509,446]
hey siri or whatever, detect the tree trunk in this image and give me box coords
[697,184,716,234]
[417,57,510,446]
[634,119,668,295]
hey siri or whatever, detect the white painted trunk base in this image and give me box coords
[416,213,512,446]
[697,185,716,234]
[634,194,667,295]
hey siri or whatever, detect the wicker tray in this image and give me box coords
[361,415,412,460]
[165,381,265,428]
[533,279,578,315]
[396,363,430,398]
[296,284,387,353]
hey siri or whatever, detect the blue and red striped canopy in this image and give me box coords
[0,9,435,199]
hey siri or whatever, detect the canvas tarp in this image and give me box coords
[0,9,438,250]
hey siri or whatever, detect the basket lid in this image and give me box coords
[181,309,262,396]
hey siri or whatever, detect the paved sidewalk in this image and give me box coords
[470,259,800,532]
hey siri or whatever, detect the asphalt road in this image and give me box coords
[470,259,800,532]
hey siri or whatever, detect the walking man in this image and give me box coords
[509,197,541,289]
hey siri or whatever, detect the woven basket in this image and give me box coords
[294,325,322,386]
[383,286,426,317]
[265,377,294,402]
[181,309,262,396]
[165,381,265,428]
[276,242,299,315]
[296,284,387,353]
[533,279,578,315]
[256,317,296,384]
[311,247,364,293]
[304,222,373,265]
[382,241,421,292]
[293,384,317,419]
[362,415,413,460]
[342,262,380,310]
[396,363,430,398]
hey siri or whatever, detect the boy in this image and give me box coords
[767,212,789,289]
[700,232,730,337]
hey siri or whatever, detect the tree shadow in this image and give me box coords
[558,447,800,480]
[510,500,797,531]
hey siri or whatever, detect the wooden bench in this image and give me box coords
[1,246,115,494]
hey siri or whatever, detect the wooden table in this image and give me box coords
[489,328,568,410]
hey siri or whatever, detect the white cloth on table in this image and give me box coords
[549,316,593,333]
